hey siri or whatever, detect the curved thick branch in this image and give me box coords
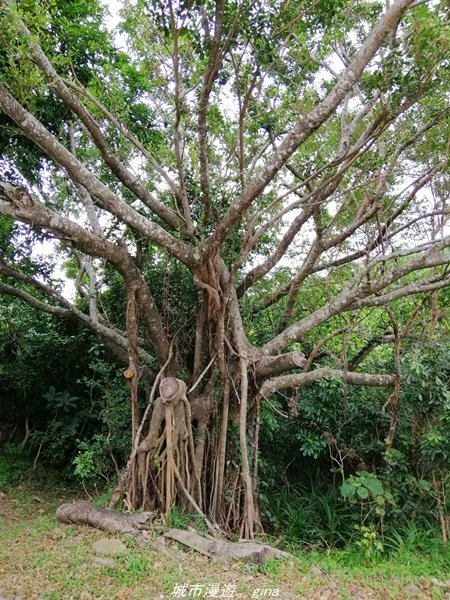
[348,275,450,309]
[0,183,170,361]
[0,85,196,266]
[0,186,125,264]
[260,368,396,398]
[0,278,153,365]
[254,351,306,379]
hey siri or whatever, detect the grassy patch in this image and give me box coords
[1,483,449,599]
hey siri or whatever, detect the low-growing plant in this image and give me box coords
[263,480,356,547]
[166,505,208,535]
[353,524,384,564]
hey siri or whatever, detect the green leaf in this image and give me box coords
[363,477,384,496]
[340,482,356,498]
[356,487,369,500]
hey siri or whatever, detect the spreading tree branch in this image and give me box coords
[0,86,197,266]
[205,0,415,250]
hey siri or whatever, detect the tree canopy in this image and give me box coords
[0,0,449,538]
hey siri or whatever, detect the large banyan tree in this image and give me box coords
[0,0,449,537]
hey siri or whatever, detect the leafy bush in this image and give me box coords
[340,471,390,520]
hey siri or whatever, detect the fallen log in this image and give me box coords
[163,528,292,564]
[56,501,152,538]
[55,501,293,564]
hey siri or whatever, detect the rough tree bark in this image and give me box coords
[56,501,153,538]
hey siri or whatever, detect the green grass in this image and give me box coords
[1,481,449,599]
[296,545,450,579]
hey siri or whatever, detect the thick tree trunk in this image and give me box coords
[114,358,263,538]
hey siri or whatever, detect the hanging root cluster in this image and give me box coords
[137,377,205,514]
[110,367,262,538]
